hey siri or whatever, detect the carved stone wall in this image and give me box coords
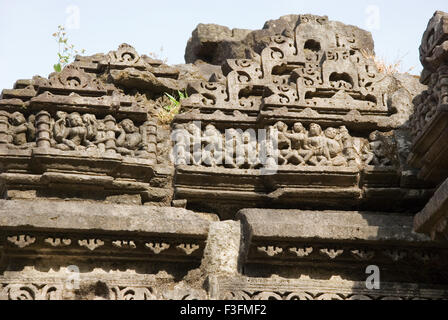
[174,14,430,218]
[0,12,447,300]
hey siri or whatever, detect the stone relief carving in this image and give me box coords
[33,65,107,94]
[4,112,36,148]
[172,122,397,169]
[0,109,156,159]
[410,66,448,139]
[181,13,399,125]
[0,12,445,302]
[0,284,63,300]
[220,290,422,300]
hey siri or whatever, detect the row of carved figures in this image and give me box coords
[171,122,396,168]
[274,121,394,167]
[0,111,156,159]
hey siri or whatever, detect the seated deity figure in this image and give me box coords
[53,112,94,151]
[8,112,36,148]
[115,119,146,157]
[201,124,223,167]
[284,122,311,165]
[323,127,347,166]
[303,123,331,166]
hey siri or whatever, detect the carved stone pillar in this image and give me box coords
[104,115,117,155]
[0,111,9,149]
[35,111,51,149]
[144,120,157,163]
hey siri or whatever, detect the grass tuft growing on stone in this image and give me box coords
[157,90,188,124]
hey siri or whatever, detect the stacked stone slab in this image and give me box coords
[410,11,448,240]
[0,13,447,300]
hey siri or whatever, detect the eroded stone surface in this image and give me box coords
[238,208,431,242]
[0,199,210,236]
[415,178,448,240]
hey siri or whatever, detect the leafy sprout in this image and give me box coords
[52,25,85,72]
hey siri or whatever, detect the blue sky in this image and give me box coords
[0,0,446,90]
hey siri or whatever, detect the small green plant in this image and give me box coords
[52,25,85,72]
[158,90,188,123]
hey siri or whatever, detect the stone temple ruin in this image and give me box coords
[0,12,447,300]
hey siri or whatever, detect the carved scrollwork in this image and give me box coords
[145,242,170,254]
[350,249,375,261]
[289,246,313,257]
[109,286,158,300]
[319,248,344,259]
[33,65,106,94]
[1,284,62,300]
[78,239,105,251]
[220,290,420,301]
[45,237,72,247]
[7,235,36,248]
[105,43,146,69]
[112,240,136,249]
[176,243,200,255]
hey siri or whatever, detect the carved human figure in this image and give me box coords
[8,112,36,148]
[201,124,223,167]
[284,122,310,165]
[304,123,331,166]
[323,127,347,166]
[339,126,359,167]
[82,114,98,144]
[92,120,108,153]
[53,112,93,151]
[115,119,146,156]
